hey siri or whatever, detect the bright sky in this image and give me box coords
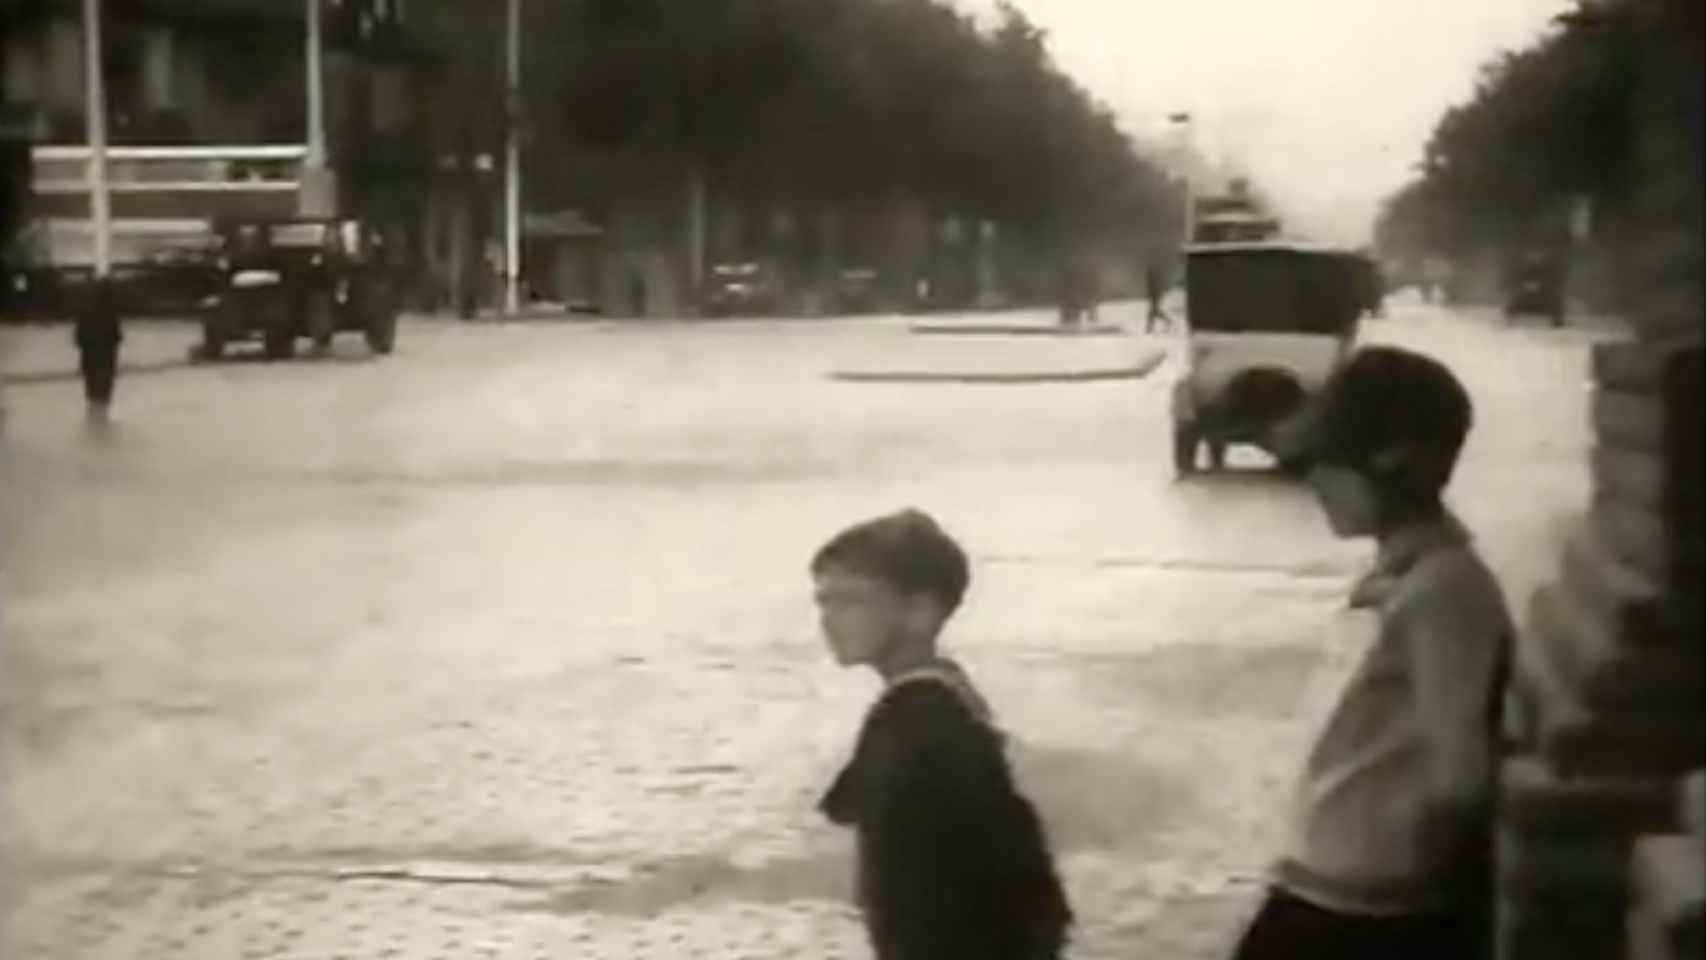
[955,0,1574,245]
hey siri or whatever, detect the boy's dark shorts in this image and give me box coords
[1231,887,1490,960]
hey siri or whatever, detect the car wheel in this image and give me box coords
[1173,419,1200,477]
[200,313,226,362]
[365,300,398,355]
[1206,439,1228,471]
[306,291,336,351]
[263,302,295,360]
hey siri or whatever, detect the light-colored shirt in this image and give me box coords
[1273,512,1513,915]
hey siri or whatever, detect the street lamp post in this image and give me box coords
[1168,111,1195,245]
[300,0,335,217]
[79,0,120,420]
[503,0,522,316]
[84,0,110,281]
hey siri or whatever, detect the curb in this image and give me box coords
[908,322,1129,337]
[830,348,1166,384]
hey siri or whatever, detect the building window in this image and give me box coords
[4,30,41,105]
[142,28,173,111]
[371,66,408,133]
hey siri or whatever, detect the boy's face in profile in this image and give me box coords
[1307,464,1379,538]
[813,566,917,667]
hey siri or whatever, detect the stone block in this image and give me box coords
[1629,834,1706,957]
[1498,888,1628,960]
[1589,341,1703,555]
[1536,571,1702,708]
[1684,770,1705,836]
[1629,902,1684,960]
[1517,596,1706,778]
[1594,443,1701,530]
[1502,754,1681,835]
[1594,341,1670,393]
[1593,388,1666,451]
[1499,824,1632,897]
[1562,519,1703,645]
[1593,496,1703,594]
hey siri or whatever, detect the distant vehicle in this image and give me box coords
[1504,250,1566,327]
[1057,257,1101,326]
[1192,211,1283,244]
[1358,257,1386,318]
[1192,191,1282,245]
[833,266,882,315]
[198,217,398,361]
[1171,241,1365,475]
[703,261,778,317]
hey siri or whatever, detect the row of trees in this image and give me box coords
[406,0,1182,268]
[1375,0,1637,277]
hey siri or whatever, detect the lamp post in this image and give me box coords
[84,0,110,281]
[503,0,522,316]
[79,0,119,420]
[300,0,335,217]
[1168,111,1194,245]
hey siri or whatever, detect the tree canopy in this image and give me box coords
[408,0,1179,256]
[1375,0,1638,262]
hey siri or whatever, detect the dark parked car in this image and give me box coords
[198,218,398,361]
[833,266,881,315]
[703,262,778,317]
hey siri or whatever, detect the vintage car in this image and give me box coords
[1504,250,1566,327]
[1171,241,1366,475]
[702,261,779,317]
[833,266,882,315]
[199,217,398,361]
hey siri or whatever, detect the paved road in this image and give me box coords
[1,298,1603,958]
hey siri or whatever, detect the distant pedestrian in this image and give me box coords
[75,275,122,422]
[1240,347,1511,960]
[1145,262,1172,333]
[812,509,1073,960]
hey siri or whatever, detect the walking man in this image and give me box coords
[1145,260,1172,333]
[75,275,121,422]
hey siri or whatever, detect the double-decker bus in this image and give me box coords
[6,144,308,317]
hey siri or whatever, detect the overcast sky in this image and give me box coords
[955,0,1573,244]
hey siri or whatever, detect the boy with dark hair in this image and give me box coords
[812,509,1072,960]
[1235,347,1512,960]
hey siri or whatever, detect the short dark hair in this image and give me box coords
[1276,346,1472,499]
[811,509,971,613]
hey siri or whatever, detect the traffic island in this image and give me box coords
[908,321,1129,337]
[830,346,1165,384]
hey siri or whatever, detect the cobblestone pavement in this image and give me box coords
[2,299,1600,958]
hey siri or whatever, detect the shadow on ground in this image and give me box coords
[504,849,852,918]
[502,744,1191,918]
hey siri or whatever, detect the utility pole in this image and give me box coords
[300,0,335,217]
[84,0,110,281]
[503,0,522,316]
[1169,111,1195,245]
[79,0,120,419]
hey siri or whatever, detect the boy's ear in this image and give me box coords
[1371,445,1413,474]
[902,592,949,630]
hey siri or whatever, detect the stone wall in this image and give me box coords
[1496,1,1703,958]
